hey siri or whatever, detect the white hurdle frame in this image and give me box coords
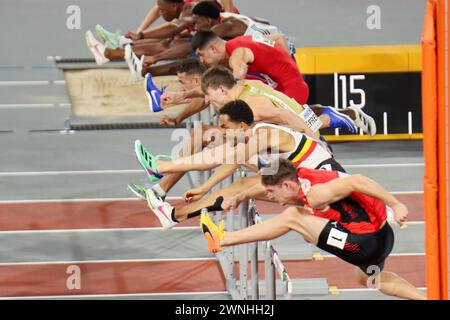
[186,106,292,300]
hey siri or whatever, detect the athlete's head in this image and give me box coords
[191,30,227,66]
[262,159,300,205]
[218,100,254,140]
[201,66,237,108]
[157,0,184,22]
[176,58,207,91]
[192,1,221,30]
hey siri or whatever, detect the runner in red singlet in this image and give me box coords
[200,159,427,300]
[191,30,309,103]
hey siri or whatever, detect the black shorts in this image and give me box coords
[316,158,346,173]
[316,221,394,276]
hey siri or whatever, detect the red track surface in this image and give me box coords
[0,193,425,298]
[0,260,225,297]
[235,255,425,289]
[0,194,423,231]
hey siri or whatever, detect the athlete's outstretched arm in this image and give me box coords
[184,164,239,202]
[229,47,254,79]
[137,5,160,33]
[222,0,234,12]
[248,97,318,139]
[157,133,264,174]
[161,86,204,106]
[160,98,207,126]
[141,17,193,39]
[211,20,247,39]
[145,42,193,65]
[307,175,408,227]
[221,182,266,210]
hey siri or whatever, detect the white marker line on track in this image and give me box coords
[0,257,215,267]
[0,291,229,300]
[342,163,424,168]
[337,287,426,293]
[0,192,422,204]
[0,80,50,86]
[0,226,200,234]
[0,103,56,108]
[0,80,66,86]
[0,169,142,176]
[0,196,182,204]
[0,164,424,177]
[320,252,425,258]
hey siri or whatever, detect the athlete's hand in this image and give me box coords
[125,32,140,41]
[221,196,241,211]
[184,187,206,203]
[161,91,186,107]
[160,116,178,127]
[392,202,408,228]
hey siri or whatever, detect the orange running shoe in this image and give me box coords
[200,211,226,253]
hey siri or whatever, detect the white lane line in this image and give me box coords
[0,191,422,205]
[0,81,49,86]
[320,252,425,258]
[0,196,182,204]
[391,190,423,194]
[336,287,426,293]
[0,257,215,267]
[0,291,229,300]
[0,163,424,177]
[343,163,424,168]
[0,80,66,86]
[0,226,200,234]
[0,169,142,176]
[0,103,56,108]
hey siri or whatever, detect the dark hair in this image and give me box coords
[163,0,184,3]
[261,159,298,186]
[218,100,254,125]
[177,58,207,76]
[191,30,219,51]
[201,66,236,92]
[192,1,221,19]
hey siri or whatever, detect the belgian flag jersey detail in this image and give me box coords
[251,123,331,170]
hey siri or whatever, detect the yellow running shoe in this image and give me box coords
[200,211,226,253]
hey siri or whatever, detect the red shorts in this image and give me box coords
[276,79,309,104]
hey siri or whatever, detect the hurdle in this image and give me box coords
[208,170,293,300]
[185,106,292,299]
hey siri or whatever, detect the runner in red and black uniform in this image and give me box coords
[191,30,309,104]
[200,159,426,300]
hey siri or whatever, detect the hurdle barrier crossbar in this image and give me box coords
[207,169,292,300]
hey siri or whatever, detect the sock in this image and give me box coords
[152,184,166,198]
[186,196,224,219]
[120,36,133,48]
[171,208,180,223]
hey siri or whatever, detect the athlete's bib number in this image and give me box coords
[300,105,323,133]
[252,33,275,47]
[326,226,348,250]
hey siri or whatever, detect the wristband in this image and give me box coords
[139,32,144,40]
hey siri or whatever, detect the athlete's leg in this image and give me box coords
[157,124,222,194]
[310,105,356,121]
[104,39,171,60]
[354,268,427,300]
[174,176,261,221]
[220,206,329,247]
[104,48,125,60]
[142,61,181,76]
[311,104,376,135]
